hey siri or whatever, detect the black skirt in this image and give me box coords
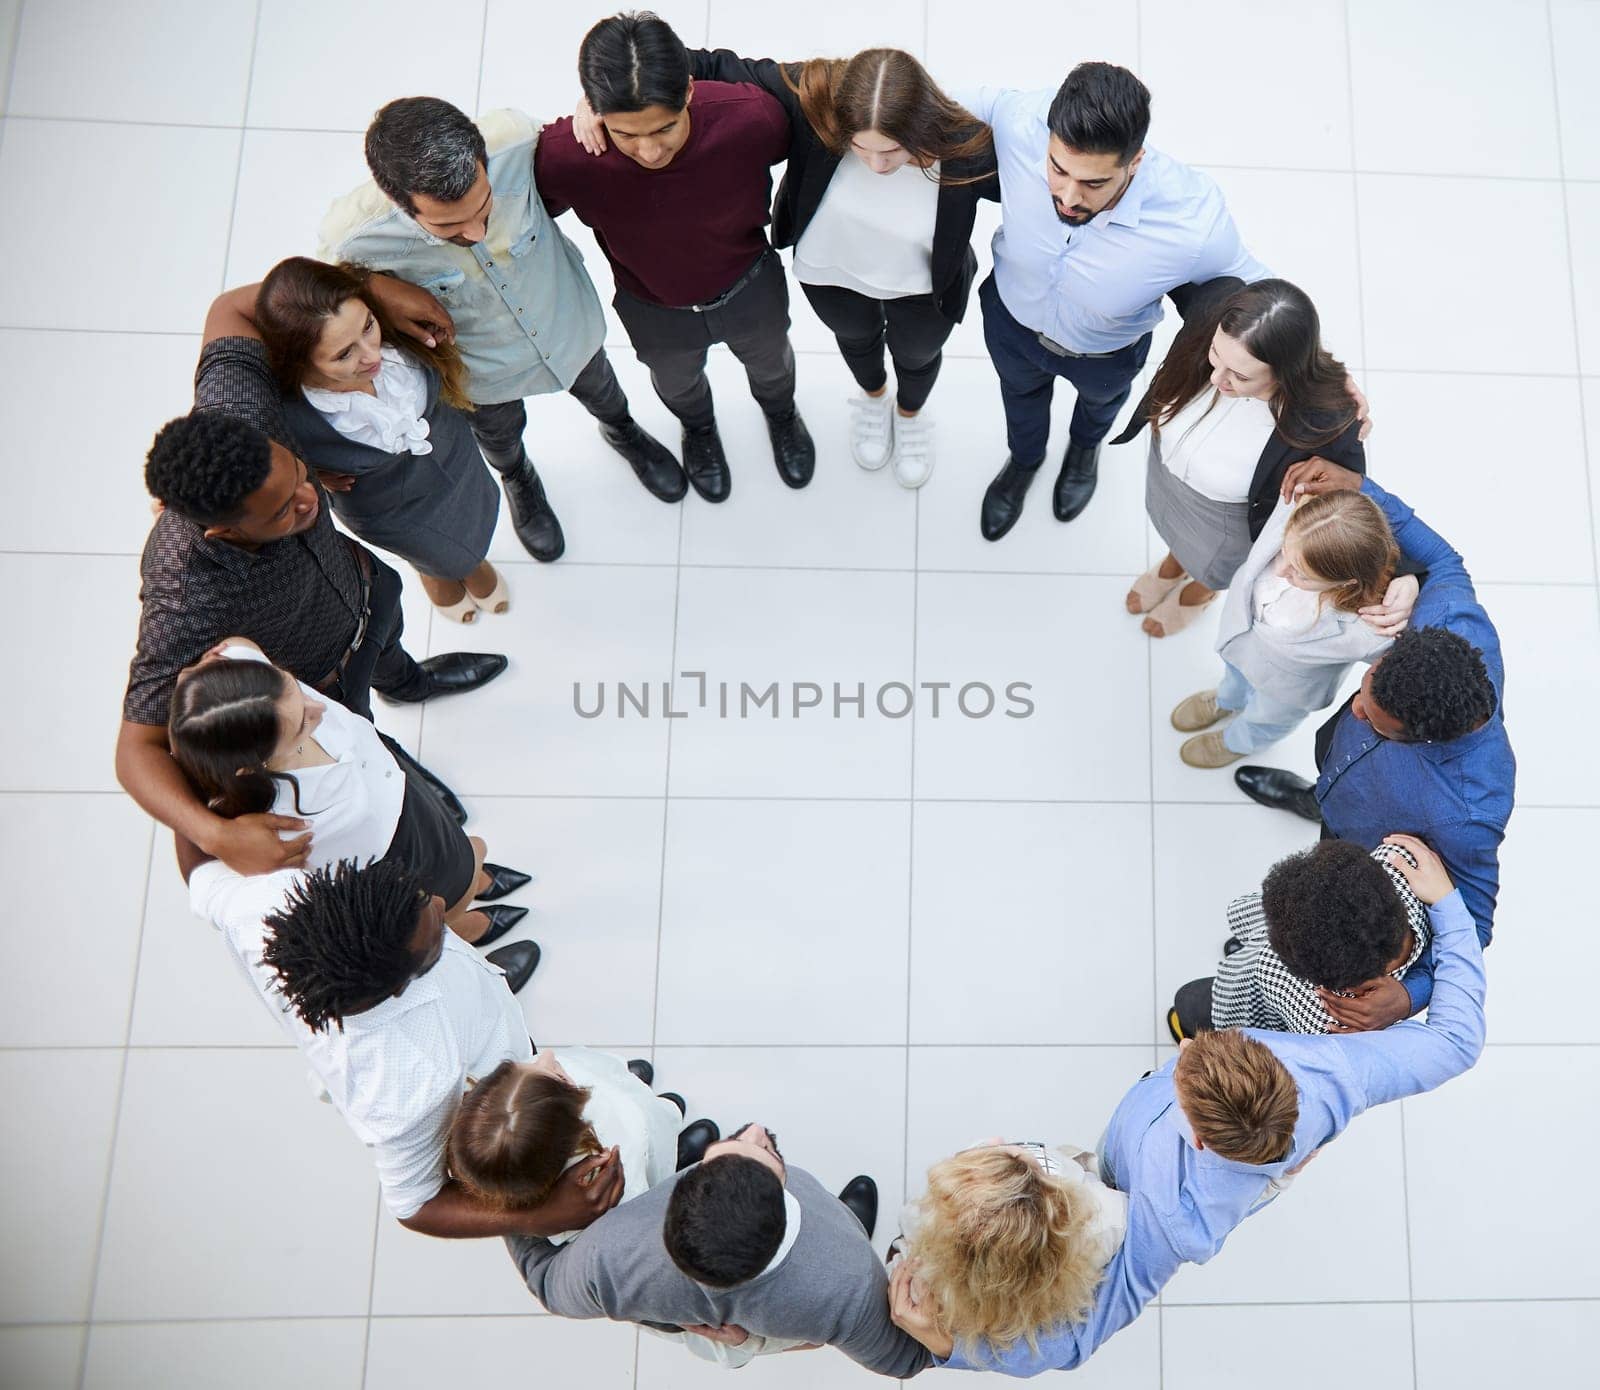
[383,756,475,905]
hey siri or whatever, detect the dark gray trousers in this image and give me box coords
[468,347,632,470]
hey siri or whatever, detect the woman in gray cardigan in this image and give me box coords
[1171,489,1417,768]
[257,257,505,623]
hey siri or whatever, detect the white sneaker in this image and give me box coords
[891,410,935,488]
[848,391,895,470]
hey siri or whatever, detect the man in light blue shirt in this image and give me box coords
[961,63,1267,541]
[891,835,1484,1375]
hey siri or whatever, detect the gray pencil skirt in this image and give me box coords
[1145,438,1254,591]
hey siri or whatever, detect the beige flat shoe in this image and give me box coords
[1143,584,1214,638]
[1126,561,1187,614]
[1171,689,1228,732]
[468,567,511,616]
[1180,730,1244,769]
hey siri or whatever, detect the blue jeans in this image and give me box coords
[978,272,1151,466]
[1217,661,1310,754]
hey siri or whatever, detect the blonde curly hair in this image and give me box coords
[905,1146,1112,1355]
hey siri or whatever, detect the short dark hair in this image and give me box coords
[1370,626,1496,743]
[1046,61,1151,165]
[145,412,274,526]
[1261,841,1410,991]
[579,11,690,116]
[663,1155,786,1287]
[365,96,487,214]
[261,860,429,1033]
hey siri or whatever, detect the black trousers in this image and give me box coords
[326,551,428,717]
[612,251,796,430]
[469,347,632,470]
[800,283,954,413]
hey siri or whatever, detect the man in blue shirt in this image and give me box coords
[1235,462,1514,1031]
[959,63,1267,541]
[890,836,1485,1375]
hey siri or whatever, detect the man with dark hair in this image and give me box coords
[955,62,1268,540]
[322,95,685,564]
[538,11,814,503]
[1235,464,1515,1031]
[116,284,506,877]
[1169,838,1430,1039]
[509,1123,927,1375]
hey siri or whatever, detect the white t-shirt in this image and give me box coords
[793,157,940,299]
[303,345,433,455]
[1156,389,1276,503]
[1250,561,1324,632]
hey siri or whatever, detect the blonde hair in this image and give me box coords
[1284,490,1397,614]
[1172,1032,1298,1165]
[905,1147,1112,1355]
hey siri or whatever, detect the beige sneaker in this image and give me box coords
[1171,689,1227,732]
[1181,730,1244,769]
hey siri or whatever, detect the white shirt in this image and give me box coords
[1251,561,1324,632]
[303,346,433,455]
[1156,390,1276,503]
[188,864,533,1219]
[793,157,940,299]
[955,87,1268,353]
[219,645,404,872]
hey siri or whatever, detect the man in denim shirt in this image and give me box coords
[322,98,685,563]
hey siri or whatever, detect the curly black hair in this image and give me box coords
[145,412,275,526]
[261,860,430,1033]
[1261,840,1409,992]
[1369,626,1495,744]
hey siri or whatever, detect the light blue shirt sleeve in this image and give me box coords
[1188,199,1271,285]
[949,85,1010,126]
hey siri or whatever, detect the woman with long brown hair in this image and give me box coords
[254,256,508,623]
[573,46,997,488]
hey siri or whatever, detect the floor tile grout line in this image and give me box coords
[472,0,490,119]
[902,488,921,1203]
[212,0,263,298]
[0,0,24,118]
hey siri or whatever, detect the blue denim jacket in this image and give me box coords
[320,109,606,406]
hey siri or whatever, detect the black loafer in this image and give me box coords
[1052,440,1101,522]
[682,423,731,503]
[765,409,816,489]
[980,457,1040,541]
[676,1118,721,1170]
[659,1091,687,1117]
[602,419,687,503]
[485,938,540,993]
[472,903,528,948]
[499,459,565,562]
[1234,765,1322,823]
[477,863,531,902]
[838,1174,878,1239]
[627,1058,655,1087]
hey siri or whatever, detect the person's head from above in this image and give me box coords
[906,1141,1112,1352]
[261,860,446,1033]
[1172,1030,1298,1165]
[366,96,491,244]
[1353,626,1496,744]
[168,651,325,818]
[1044,61,1151,225]
[255,256,471,407]
[1279,491,1397,613]
[785,48,992,177]
[663,1122,787,1287]
[579,11,693,170]
[1262,840,1413,991]
[145,414,319,546]
[448,1055,599,1209]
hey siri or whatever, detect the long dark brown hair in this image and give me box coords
[448,1060,600,1209]
[1147,279,1356,451]
[256,256,474,411]
[168,658,310,819]
[783,48,992,183]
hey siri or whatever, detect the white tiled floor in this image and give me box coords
[1,2,1595,1387]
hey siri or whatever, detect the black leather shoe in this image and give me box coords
[1234,765,1323,823]
[602,419,687,503]
[418,652,509,699]
[1222,934,1244,957]
[765,409,816,489]
[837,1175,878,1239]
[659,1091,687,1116]
[682,423,731,503]
[499,458,565,561]
[627,1058,655,1087]
[980,457,1040,541]
[476,863,531,902]
[485,938,540,992]
[472,903,528,948]
[1052,440,1101,522]
[676,1118,721,1170]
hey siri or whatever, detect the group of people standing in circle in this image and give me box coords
[113,8,1516,1378]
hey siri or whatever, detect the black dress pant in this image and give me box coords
[800,282,954,413]
[469,347,633,470]
[326,551,428,717]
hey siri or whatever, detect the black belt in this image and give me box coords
[683,251,770,313]
[1035,331,1125,360]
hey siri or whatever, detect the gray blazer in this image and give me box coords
[1215,497,1391,712]
[507,1166,931,1380]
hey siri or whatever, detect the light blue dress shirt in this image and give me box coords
[941,889,1485,1375]
[957,86,1268,353]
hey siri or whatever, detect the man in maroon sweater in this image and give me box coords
[535,11,814,503]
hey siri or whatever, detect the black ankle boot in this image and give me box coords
[496,457,565,562]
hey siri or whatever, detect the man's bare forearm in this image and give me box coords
[399,1181,581,1240]
[116,720,221,852]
